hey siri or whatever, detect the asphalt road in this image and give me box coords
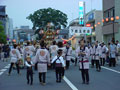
[0,60,120,90]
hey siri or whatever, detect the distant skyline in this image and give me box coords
[0,0,102,28]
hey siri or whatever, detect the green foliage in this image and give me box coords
[27,7,68,30]
[0,21,7,44]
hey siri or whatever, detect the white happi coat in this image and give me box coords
[51,56,66,67]
[34,48,50,73]
[100,45,107,59]
[10,49,21,63]
[23,45,35,59]
[58,47,66,59]
[90,46,95,60]
[116,43,120,55]
[93,45,101,60]
[109,44,117,58]
[65,47,72,61]
[49,45,58,60]
[76,46,89,69]
[58,47,66,65]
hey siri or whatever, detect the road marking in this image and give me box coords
[0,72,4,76]
[63,76,78,90]
[101,66,120,74]
[0,69,7,72]
[0,64,10,76]
[4,65,10,69]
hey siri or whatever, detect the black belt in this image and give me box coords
[95,54,99,56]
[66,55,71,56]
[38,61,47,64]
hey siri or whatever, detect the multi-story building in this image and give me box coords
[13,26,34,43]
[9,18,13,40]
[102,0,120,44]
[0,6,7,32]
[0,6,13,41]
[85,9,103,42]
[68,10,103,48]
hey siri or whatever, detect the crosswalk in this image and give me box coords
[0,64,10,76]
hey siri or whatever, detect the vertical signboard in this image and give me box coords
[28,34,31,41]
[79,1,84,25]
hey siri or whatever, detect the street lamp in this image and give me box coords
[102,19,105,23]
[97,22,101,25]
[94,24,97,27]
[110,16,120,41]
[116,16,120,20]
[105,18,109,22]
[110,17,115,41]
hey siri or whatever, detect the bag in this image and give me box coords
[71,58,75,63]
[55,56,62,67]
[55,63,62,67]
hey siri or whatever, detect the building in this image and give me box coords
[85,9,103,42]
[58,28,69,40]
[0,6,7,32]
[0,6,13,41]
[13,26,34,43]
[9,18,13,40]
[68,10,103,47]
[102,0,120,44]
[6,17,13,40]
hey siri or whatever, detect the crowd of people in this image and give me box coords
[0,39,120,86]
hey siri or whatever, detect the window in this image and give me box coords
[87,30,90,33]
[71,29,73,32]
[83,30,86,33]
[79,29,81,33]
[75,30,78,33]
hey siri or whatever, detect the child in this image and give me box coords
[51,49,65,83]
[25,54,34,85]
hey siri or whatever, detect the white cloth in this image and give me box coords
[51,56,65,67]
[76,46,89,69]
[23,45,35,59]
[10,49,21,63]
[93,45,101,60]
[25,61,33,67]
[100,45,107,58]
[49,45,58,60]
[34,48,50,73]
[65,47,72,61]
[109,44,117,58]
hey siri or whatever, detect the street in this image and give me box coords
[0,60,120,90]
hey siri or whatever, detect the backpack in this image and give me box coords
[54,56,62,67]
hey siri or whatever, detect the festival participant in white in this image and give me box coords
[93,41,101,72]
[8,44,22,75]
[34,41,50,85]
[65,42,72,69]
[76,39,90,84]
[51,49,65,83]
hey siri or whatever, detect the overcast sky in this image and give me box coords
[0,0,102,28]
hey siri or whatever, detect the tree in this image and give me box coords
[27,8,68,30]
[0,22,7,44]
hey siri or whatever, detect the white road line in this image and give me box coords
[0,69,7,72]
[4,65,10,69]
[101,66,120,74]
[0,72,4,76]
[63,76,78,90]
[0,64,10,76]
